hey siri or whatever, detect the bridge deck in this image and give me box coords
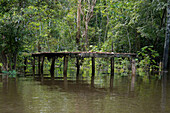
[32,52,137,58]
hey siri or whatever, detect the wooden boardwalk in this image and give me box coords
[30,52,137,80]
[32,52,136,58]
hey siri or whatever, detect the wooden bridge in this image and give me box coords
[31,52,137,80]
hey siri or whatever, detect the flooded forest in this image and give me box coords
[0,0,170,113]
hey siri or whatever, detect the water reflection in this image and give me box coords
[0,75,2,82]
[161,72,167,113]
[2,75,8,92]
[0,77,25,113]
[0,71,170,113]
[91,76,94,88]
[131,75,135,92]
[110,76,114,91]
[64,77,68,90]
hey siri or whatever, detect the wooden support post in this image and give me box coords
[92,57,95,77]
[132,57,136,76]
[24,57,27,74]
[50,57,55,80]
[40,56,45,79]
[111,57,114,76]
[38,56,40,76]
[33,56,35,78]
[63,56,68,79]
[76,57,80,79]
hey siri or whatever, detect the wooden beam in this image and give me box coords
[132,57,136,76]
[63,56,68,79]
[79,52,136,58]
[32,56,35,78]
[50,57,55,80]
[111,57,114,76]
[32,52,137,58]
[92,57,95,77]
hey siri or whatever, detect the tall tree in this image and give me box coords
[76,0,81,50]
[163,0,170,71]
[81,0,96,50]
[0,12,26,70]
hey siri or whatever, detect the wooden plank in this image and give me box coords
[50,57,55,80]
[111,57,114,76]
[32,52,137,58]
[63,56,68,79]
[79,52,136,58]
[92,57,95,77]
[132,57,136,76]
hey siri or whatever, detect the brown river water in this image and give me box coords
[0,70,170,113]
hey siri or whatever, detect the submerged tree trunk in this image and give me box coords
[163,2,170,71]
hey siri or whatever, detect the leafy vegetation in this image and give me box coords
[0,0,169,76]
[137,46,159,72]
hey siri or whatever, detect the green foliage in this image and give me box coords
[2,70,16,77]
[137,46,159,72]
[0,0,167,75]
[0,63,2,67]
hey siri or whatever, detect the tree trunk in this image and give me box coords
[12,53,17,70]
[85,21,88,49]
[0,51,8,71]
[163,2,170,71]
[127,28,131,53]
[81,0,96,50]
[8,54,12,71]
[76,0,81,50]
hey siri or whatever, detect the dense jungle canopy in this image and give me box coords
[0,0,169,72]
